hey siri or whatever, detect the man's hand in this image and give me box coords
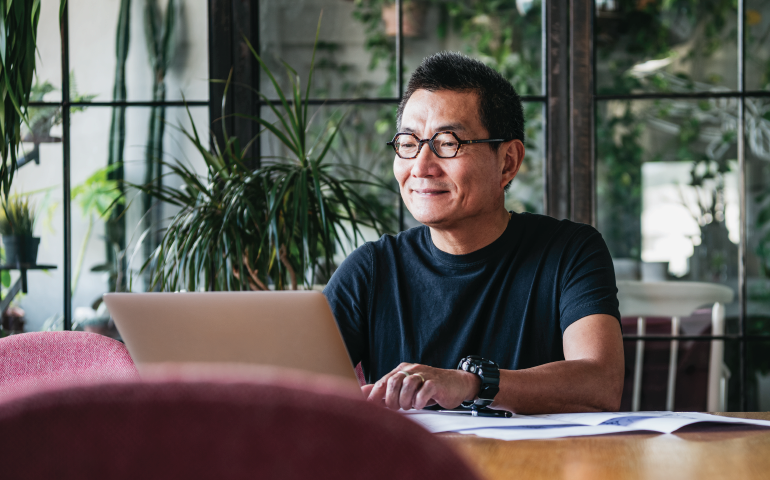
[361,362,481,410]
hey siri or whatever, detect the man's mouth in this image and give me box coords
[411,188,449,196]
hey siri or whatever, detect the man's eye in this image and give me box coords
[400,141,417,148]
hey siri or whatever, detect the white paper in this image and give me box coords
[402,410,770,440]
[401,410,577,433]
[532,411,770,434]
[454,425,635,441]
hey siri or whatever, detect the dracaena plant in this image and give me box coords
[136,15,395,291]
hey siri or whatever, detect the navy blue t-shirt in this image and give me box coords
[323,212,620,383]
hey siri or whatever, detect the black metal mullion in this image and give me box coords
[396,0,405,232]
[738,0,748,413]
[570,0,594,225]
[263,97,401,106]
[396,0,404,99]
[231,0,260,170]
[623,335,770,342]
[209,0,234,154]
[60,1,72,331]
[29,101,210,108]
[597,90,770,101]
[545,0,569,220]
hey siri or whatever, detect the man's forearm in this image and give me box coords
[491,359,624,414]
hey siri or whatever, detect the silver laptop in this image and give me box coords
[103,291,359,386]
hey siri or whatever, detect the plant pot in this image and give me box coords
[2,235,40,265]
[381,2,426,37]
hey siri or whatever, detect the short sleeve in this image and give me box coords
[323,243,374,366]
[558,226,621,333]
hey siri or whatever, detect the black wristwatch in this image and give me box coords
[457,355,500,408]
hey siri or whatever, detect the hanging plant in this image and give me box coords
[0,0,42,197]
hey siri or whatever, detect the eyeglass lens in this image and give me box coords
[394,133,460,158]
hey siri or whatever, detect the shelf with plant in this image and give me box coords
[0,196,40,266]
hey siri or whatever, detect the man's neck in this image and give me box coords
[429,209,512,255]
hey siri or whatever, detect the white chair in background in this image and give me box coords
[617,281,734,412]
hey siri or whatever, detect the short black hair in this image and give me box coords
[397,51,525,148]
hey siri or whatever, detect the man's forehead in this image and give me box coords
[401,89,481,133]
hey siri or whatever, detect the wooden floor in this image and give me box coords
[441,412,770,480]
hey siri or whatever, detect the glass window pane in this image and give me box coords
[69,0,209,103]
[259,1,394,99]
[746,97,770,351]
[596,98,739,330]
[69,105,208,335]
[507,102,544,214]
[749,341,770,411]
[403,0,543,96]
[747,1,770,91]
[32,0,63,103]
[724,339,770,411]
[595,1,738,95]
[2,145,64,334]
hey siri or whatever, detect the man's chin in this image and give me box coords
[407,209,452,228]
[403,197,457,226]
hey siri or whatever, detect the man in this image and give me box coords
[324,52,623,414]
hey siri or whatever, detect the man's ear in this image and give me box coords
[501,139,525,189]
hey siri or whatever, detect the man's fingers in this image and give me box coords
[385,372,407,410]
[367,374,393,405]
[399,374,424,410]
[361,384,374,396]
[413,380,437,410]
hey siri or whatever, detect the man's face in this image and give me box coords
[394,89,514,229]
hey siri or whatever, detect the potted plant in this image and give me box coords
[136,16,394,291]
[379,1,427,37]
[0,196,40,265]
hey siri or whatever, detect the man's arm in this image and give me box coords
[364,314,624,414]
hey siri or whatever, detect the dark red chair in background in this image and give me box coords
[0,331,138,399]
[0,366,481,480]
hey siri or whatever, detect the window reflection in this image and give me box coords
[595,0,738,95]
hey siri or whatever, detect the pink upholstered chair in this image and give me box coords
[0,366,481,480]
[355,361,366,385]
[0,331,138,399]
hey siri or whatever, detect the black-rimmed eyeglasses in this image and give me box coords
[386,131,508,159]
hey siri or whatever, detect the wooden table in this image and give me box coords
[441,413,770,480]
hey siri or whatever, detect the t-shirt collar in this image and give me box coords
[426,212,519,267]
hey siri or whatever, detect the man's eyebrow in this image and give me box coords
[435,124,466,132]
[400,124,467,135]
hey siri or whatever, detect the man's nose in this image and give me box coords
[411,142,440,177]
